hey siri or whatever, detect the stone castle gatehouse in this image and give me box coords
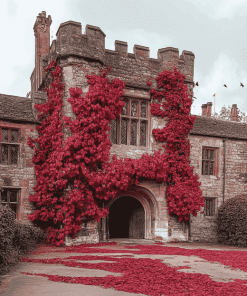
[1,11,247,246]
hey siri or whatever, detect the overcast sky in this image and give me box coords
[1,0,247,116]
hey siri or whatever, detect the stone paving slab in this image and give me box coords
[1,241,247,295]
[0,274,145,296]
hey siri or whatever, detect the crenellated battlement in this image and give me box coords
[33,12,195,95]
[55,21,106,64]
[53,20,194,72]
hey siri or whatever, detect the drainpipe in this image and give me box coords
[222,138,227,203]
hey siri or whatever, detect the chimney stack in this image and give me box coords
[206,102,212,118]
[33,11,52,92]
[201,104,207,116]
[231,104,238,121]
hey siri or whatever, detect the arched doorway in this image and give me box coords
[109,196,145,239]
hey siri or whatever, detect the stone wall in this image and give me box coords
[188,134,247,242]
[64,220,99,246]
[3,13,247,246]
[35,19,196,245]
[0,120,38,223]
[52,20,195,88]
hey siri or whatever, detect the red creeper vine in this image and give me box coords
[27,60,204,246]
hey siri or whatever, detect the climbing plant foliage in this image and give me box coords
[27,60,204,246]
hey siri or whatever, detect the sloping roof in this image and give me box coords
[0,94,38,123]
[1,94,247,139]
[190,115,247,140]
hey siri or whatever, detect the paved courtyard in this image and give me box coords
[1,239,247,295]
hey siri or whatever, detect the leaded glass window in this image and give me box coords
[202,147,215,175]
[110,119,117,144]
[141,102,147,118]
[140,121,146,146]
[130,120,137,145]
[121,100,128,115]
[1,145,8,164]
[10,130,18,143]
[109,98,148,147]
[2,129,8,142]
[121,118,127,145]
[0,128,19,165]
[131,101,137,117]
[204,198,215,216]
[0,189,19,218]
[10,146,18,164]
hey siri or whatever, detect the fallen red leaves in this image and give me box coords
[20,243,247,295]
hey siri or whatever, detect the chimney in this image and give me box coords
[206,102,212,118]
[33,11,52,92]
[231,104,238,121]
[201,104,207,116]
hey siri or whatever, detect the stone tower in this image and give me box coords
[29,11,196,246]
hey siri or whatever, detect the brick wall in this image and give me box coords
[33,11,52,92]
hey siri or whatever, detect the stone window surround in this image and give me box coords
[109,96,150,148]
[0,127,20,166]
[0,186,21,219]
[201,146,219,177]
[203,196,218,218]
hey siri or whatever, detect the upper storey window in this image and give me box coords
[110,98,148,147]
[0,128,20,165]
[202,147,217,175]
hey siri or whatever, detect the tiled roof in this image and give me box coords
[1,94,247,140]
[0,94,38,123]
[190,115,247,140]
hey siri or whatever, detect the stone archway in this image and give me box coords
[109,196,145,239]
[100,185,158,241]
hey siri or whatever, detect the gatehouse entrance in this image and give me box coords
[109,196,145,239]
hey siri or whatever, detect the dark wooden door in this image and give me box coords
[108,196,145,239]
[129,207,144,239]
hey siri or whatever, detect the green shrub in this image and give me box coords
[0,204,47,275]
[13,222,46,256]
[217,194,247,247]
[0,204,19,275]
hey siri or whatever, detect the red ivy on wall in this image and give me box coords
[147,71,204,221]
[27,60,204,246]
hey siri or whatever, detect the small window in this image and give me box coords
[0,188,19,218]
[0,128,20,165]
[109,119,117,144]
[204,197,216,216]
[109,98,148,147]
[202,147,217,175]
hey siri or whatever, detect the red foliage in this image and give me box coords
[149,68,204,221]
[27,61,204,246]
[21,243,247,295]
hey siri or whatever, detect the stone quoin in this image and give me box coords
[1,11,247,245]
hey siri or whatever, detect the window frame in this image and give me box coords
[0,127,20,166]
[0,187,20,219]
[204,197,217,217]
[201,146,218,176]
[109,97,150,148]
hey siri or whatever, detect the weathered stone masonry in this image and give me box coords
[189,110,247,242]
[1,11,247,245]
[0,94,40,223]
